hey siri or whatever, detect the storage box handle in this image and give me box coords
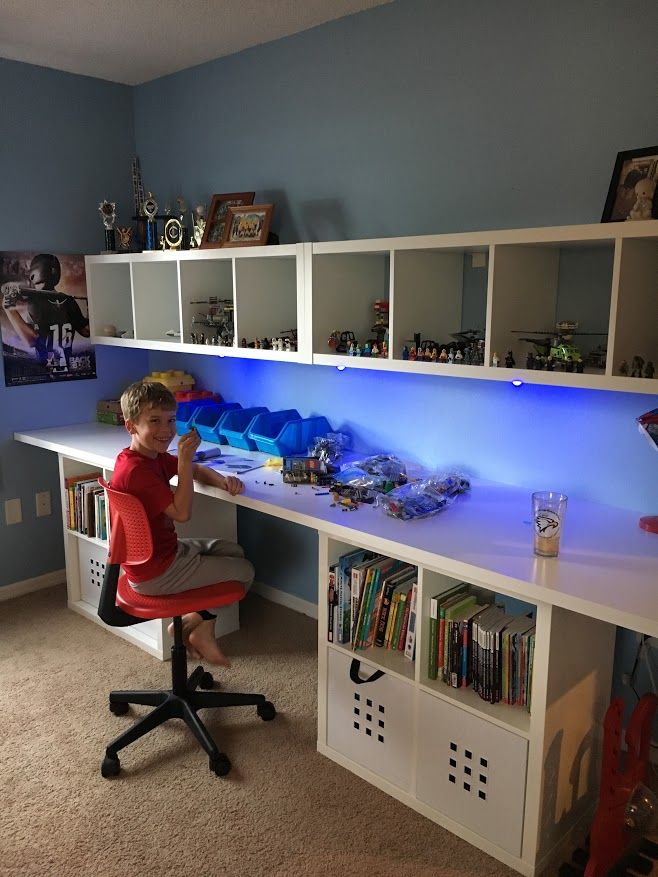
[350,658,384,685]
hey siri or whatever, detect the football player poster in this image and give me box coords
[0,251,96,387]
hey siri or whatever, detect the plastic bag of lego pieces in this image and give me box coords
[308,432,350,465]
[375,472,470,520]
[346,453,407,489]
[329,455,404,504]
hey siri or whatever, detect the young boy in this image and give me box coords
[112,380,254,666]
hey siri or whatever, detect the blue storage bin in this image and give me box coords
[175,398,218,435]
[248,409,304,455]
[274,416,333,456]
[191,402,242,444]
[219,407,270,450]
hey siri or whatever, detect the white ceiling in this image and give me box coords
[0,0,393,85]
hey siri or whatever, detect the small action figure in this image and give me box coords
[505,350,515,368]
[526,351,535,370]
[631,355,645,377]
[619,360,629,376]
[492,351,499,367]
[439,348,448,362]
[644,361,655,379]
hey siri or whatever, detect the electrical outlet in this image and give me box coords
[35,490,52,517]
[4,498,22,525]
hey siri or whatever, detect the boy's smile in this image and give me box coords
[127,406,176,458]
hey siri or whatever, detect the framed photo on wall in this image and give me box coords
[222,204,274,247]
[601,146,658,222]
[200,192,255,248]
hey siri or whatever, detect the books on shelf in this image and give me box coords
[426,584,536,711]
[327,550,418,662]
[64,472,107,540]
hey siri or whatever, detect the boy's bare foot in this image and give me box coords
[168,612,204,658]
[188,619,231,667]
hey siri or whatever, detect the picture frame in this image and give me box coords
[200,192,255,248]
[222,204,274,247]
[601,146,658,222]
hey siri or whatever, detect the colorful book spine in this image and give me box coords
[404,581,418,661]
[427,597,439,679]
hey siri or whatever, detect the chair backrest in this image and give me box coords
[97,477,153,628]
[99,477,153,566]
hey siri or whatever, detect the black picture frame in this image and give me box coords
[601,146,658,222]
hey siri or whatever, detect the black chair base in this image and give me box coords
[101,619,275,778]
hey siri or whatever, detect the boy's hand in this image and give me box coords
[177,428,201,466]
[221,475,245,496]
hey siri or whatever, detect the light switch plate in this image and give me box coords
[5,498,22,525]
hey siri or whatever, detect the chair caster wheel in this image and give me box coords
[257,701,276,721]
[199,671,214,689]
[101,755,121,778]
[210,754,231,776]
[109,700,129,716]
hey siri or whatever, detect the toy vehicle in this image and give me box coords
[513,321,608,371]
[328,330,356,353]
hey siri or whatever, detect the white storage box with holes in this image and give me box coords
[326,649,414,791]
[78,538,107,608]
[416,690,528,856]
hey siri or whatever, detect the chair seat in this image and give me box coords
[116,573,246,620]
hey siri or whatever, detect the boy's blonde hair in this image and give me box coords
[120,380,176,422]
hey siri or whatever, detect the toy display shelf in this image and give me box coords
[85,243,309,363]
[311,221,658,395]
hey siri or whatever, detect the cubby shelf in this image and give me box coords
[86,221,658,394]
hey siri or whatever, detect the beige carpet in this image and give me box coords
[1,585,527,877]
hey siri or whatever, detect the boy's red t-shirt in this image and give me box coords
[111,448,179,582]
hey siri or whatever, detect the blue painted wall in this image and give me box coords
[134,0,658,239]
[137,0,658,719]
[0,59,147,587]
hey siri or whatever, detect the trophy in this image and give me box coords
[142,191,159,251]
[176,196,190,249]
[190,204,206,248]
[116,226,134,252]
[98,200,117,253]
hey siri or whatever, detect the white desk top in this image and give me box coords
[15,422,658,638]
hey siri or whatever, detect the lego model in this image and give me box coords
[281,456,334,486]
[189,297,234,345]
[512,320,608,371]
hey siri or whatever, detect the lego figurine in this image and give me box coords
[371,342,379,357]
[454,349,463,363]
[631,355,645,377]
[409,346,417,361]
[526,351,535,370]
[448,349,454,364]
[619,359,629,376]
[402,345,409,360]
[505,350,515,368]
[439,348,448,362]
[644,361,655,379]
[492,351,499,367]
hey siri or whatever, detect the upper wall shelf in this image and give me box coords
[86,221,658,394]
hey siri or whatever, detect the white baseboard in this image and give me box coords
[251,580,317,620]
[0,569,66,601]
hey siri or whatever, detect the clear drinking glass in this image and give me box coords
[532,491,568,557]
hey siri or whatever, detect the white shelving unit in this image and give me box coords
[310,221,658,393]
[87,221,658,392]
[316,535,616,875]
[86,243,310,363]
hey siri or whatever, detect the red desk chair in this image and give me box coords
[96,479,275,779]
